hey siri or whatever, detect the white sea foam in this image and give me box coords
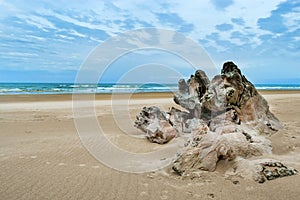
[0,83,299,95]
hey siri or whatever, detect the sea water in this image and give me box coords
[0,83,299,95]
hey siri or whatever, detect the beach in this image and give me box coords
[1,91,300,200]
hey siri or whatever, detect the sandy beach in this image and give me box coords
[1,91,299,200]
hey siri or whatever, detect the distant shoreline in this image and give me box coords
[1,83,300,95]
[0,90,299,103]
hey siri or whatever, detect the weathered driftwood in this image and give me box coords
[135,106,177,144]
[134,61,297,182]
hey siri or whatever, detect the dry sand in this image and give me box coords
[0,91,299,200]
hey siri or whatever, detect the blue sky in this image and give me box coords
[0,0,299,83]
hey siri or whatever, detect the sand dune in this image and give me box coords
[0,91,299,199]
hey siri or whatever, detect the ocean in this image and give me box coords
[0,83,299,95]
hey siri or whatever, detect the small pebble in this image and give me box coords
[58,163,66,166]
[147,174,154,179]
[207,193,215,198]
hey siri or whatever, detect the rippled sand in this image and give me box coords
[0,91,299,200]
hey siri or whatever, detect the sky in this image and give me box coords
[0,0,299,84]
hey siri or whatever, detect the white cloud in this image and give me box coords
[69,30,86,38]
[56,34,75,40]
[0,0,17,18]
[282,10,300,32]
[18,14,57,30]
[38,8,122,35]
[0,51,39,57]
[68,0,283,51]
[294,36,300,41]
[112,0,163,22]
[25,35,47,41]
[89,36,103,43]
[168,0,285,47]
[1,0,299,76]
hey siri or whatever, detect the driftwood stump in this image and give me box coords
[134,61,297,182]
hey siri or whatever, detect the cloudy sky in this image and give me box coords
[0,0,299,83]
